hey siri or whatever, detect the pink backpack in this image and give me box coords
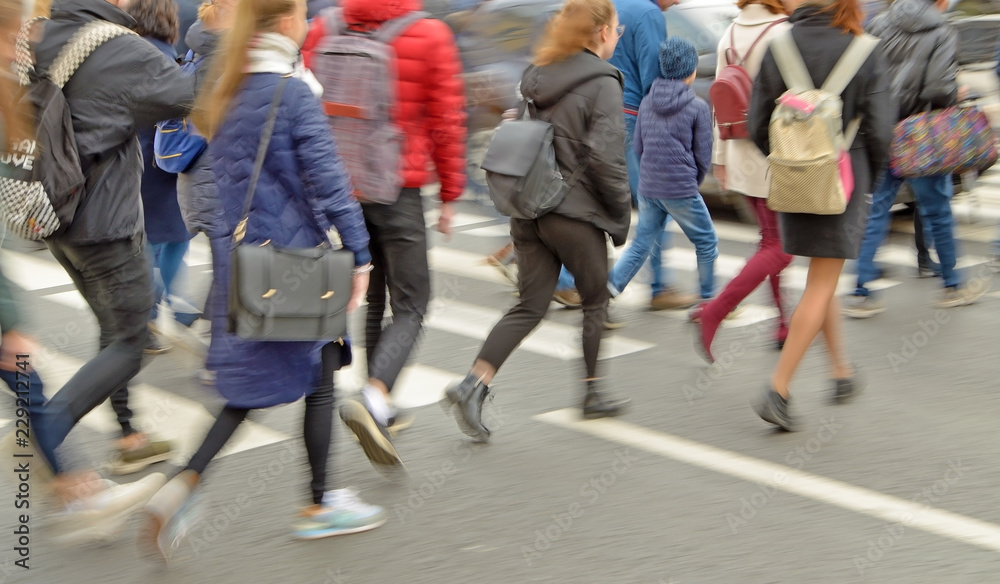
[310,9,427,205]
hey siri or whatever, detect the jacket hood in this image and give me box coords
[342,0,422,26]
[648,78,695,116]
[185,20,220,56]
[51,0,136,28]
[521,51,624,109]
[886,0,946,33]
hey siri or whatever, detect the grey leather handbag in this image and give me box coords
[228,76,354,341]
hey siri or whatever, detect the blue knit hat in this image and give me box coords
[658,37,699,80]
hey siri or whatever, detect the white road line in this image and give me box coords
[0,249,72,290]
[535,408,1000,554]
[427,298,654,361]
[337,359,457,410]
[34,350,289,464]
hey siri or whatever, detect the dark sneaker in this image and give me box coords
[935,284,987,308]
[581,381,629,420]
[109,437,174,476]
[339,400,405,477]
[439,374,491,442]
[917,260,942,279]
[753,387,795,431]
[832,370,865,404]
[842,294,886,319]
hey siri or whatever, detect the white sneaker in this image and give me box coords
[935,284,988,309]
[49,473,167,545]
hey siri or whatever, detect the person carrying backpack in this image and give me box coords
[690,0,792,363]
[302,0,466,475]
[442,0,632,441]
[15,0,195,541]
[747,0,893,431]
[843,0,984,318]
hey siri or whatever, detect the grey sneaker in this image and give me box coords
[935,284,987,309]
[842,294,886,319]
[753,387,795,431]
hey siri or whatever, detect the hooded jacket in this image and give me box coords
[634,79,713,199]
[867,0,959,120]
[302,0,467,202]
[32,0,195,244]
[519,50,631,246]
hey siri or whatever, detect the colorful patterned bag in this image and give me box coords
[889,106,998,178]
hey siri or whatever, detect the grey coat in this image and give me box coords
[749,6,895,259]
[867,0,959,121]
[519,50,632,246]
[34,0,195,244]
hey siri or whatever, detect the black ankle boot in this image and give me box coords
[581,380,629,420]
[441,373,491,442]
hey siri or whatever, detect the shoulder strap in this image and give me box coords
[821,33,879,96]
[739,18,788,67]
[319,7,347,36]
[373,11,429,43]
[233,76,291,246]
[49,21,137,89]
[770,30,814,92]
[14,17,45,87]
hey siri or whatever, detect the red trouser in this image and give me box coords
[701,196,793,339]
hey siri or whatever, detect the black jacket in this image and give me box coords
[749,6,895,183]
[519,51,631,246]
[866,0,959,121]
[33,0,195,244]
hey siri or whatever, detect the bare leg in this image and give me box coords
[470,359,498,386]
[770,258,845,397]
[820,294,854,380]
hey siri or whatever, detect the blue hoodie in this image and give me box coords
[609,0,667,112]
[634,78,712,199]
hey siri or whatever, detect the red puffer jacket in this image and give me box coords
[303,0,467,203]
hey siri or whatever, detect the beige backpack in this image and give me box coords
[765,31,878,215]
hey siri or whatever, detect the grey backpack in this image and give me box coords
[309,8,427,205]
[480,99,586,220]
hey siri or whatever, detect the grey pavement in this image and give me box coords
[0,185,999,584]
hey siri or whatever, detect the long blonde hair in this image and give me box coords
[191,0,296,139]
[1,0,28,147]
[533,0,615,66]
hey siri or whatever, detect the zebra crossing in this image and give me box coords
[0,201,993,461]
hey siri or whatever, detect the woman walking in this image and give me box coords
[690,0,793,362]
[441,0,632,442]
[138,0,381,562]
[747,0,893,429]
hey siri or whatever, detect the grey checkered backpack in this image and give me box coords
[309,8,426,205]
[0,18,135,240]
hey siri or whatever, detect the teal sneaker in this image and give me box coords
[291,489,386,540]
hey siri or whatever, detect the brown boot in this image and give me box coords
[650,288,699,311]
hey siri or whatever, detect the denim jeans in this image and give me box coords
[610,195,718,299]
[856,170,958,295]
[148,240,199,326]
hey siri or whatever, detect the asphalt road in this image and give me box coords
[0,180,998,584]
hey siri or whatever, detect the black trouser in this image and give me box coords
[186,342,341,505]
[913,205,931,265]
[37,235,153,472]
[477,214,609,379]
[363,188,430,392]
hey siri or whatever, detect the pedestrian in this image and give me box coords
[610,37,718,309]
[844,0,985,318]
[748,0,894,430]
[442,0,632,441]
[26,0,195,541]
[139,0,381,561]
[302,0,466,475]
[691,0,793,362]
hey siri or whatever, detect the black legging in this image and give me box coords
[186,342,340,505]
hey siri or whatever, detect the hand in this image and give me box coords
[957,85,970,102]
[437,202,454,240]
[713,164,727,191]
[0,330,39,372]
[348,271,370,314]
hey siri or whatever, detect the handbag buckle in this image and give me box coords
[320,291,334,300]
[262,288,277,299]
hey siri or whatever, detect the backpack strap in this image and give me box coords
[738,18,788,67]
[822,34,878,147]
[13,17,46,87]
[319,7,348,36]
[48,21,137,89]
[372,11,429,44]
[770,30,814,93]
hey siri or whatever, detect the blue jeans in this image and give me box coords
[556,113,672,293]
[0,369,58,471]
[856,170,959,295]
[148,240,199,326]
[610,195,718,299]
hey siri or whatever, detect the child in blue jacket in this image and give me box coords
[609,37,718,300]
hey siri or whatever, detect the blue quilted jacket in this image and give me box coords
[634,79,713,200]
[206,72,370,409]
